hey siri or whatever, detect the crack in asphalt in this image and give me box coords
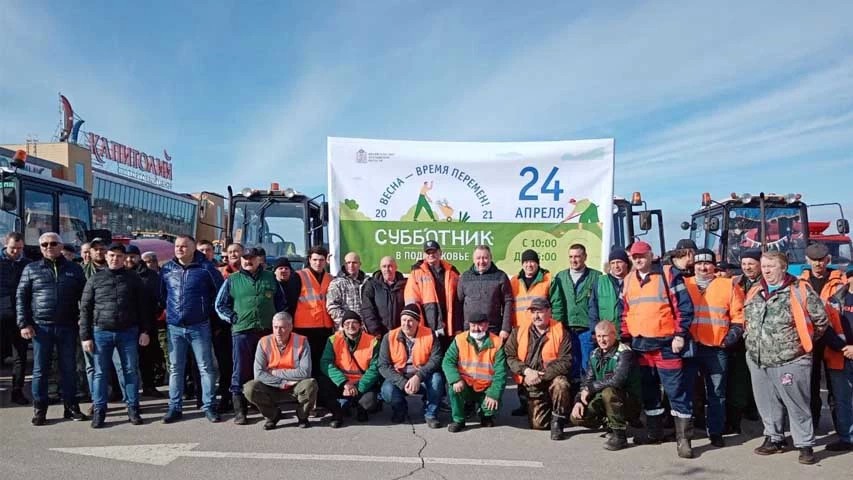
[389,416,428,480]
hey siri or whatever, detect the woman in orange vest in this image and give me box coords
[682,249,745,448]
[744,251,828,465]
[442,313,507,433]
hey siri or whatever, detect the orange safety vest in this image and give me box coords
[219,263,239,279]
[623,269,677,338]
[799,270,846,369]
[512,320,564,384]
[455,331,502,392]
[259,333,307,370]
[799,269,846,301]
[685,277,745,347]
[404,260,459,333]
[746,281,815,353]
[294,269,333,329]
[509,271,552,328]
[387,325,435,373]
[331,331,376,383]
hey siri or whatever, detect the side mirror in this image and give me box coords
[638,211,652,231]
[1,184,17,212]
[708,217,720,232]
[680,221,691,231]
[837,218,850,235]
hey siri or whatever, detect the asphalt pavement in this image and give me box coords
[1,381,849,480]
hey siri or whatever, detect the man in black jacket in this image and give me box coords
[80,244,151,428]
[457,245,513,339]
[1,232,31,405]
[273,257,299,317]
[361,256,407,336]
[126,244,166,398]
[17,233,87,425]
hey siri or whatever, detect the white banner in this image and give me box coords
[327,137,614,274]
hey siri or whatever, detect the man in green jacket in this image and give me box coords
[317,310,381,428]
[215,247,284,425]
[549,243,602,388]
[443,313,507,432]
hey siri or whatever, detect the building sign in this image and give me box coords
[85,132,173,189]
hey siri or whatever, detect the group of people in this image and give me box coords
[3,231,852,466]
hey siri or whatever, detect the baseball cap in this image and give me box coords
[527,297,551,311]
[467,312,490,324]
[675,239,698,251]
[126,245,141,255]
[628,241,652,256]
[423,240,441,252]
[241,247,263,258]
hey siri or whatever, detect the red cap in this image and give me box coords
[628,241,652,256]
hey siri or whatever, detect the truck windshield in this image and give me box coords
[725,206,807,264]
[231,200,306,258]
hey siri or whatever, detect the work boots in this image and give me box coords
[674,417,694,459]
[634,414,665,445]
[128,406,144,425]
[32,402,47,426]
[550,415,565,441]
[233,394,248,425]
[91,408,106,429]
[605,429,629,451]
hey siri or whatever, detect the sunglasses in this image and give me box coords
[40,241,60,248]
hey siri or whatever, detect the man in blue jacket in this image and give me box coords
[160,235,224,423]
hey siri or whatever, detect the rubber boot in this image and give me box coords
[674,417,694,458]
[634,414,664,445]
[233,394,248,425]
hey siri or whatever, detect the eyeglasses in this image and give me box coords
[40,241,59,248]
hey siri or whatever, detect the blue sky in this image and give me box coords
[2,1,852,241]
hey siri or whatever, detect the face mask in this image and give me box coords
[469,331,487,341]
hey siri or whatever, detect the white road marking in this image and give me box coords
[50,443,544,468]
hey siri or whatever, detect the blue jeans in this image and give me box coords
[167,322,216,411]
[92,327,140,409]
[684,344,728,434]
[829,359,853,443]
[31,324,78,405]
[570,329,593,381]
[84,348,126,401]
[381,371,445,419]
[637,349,692,417]
[231,330,264,394]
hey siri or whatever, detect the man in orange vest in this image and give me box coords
[377,304,445,427]
[293,245,334,377]
[316,310,381,428]
[508,248,551,416]
[404,240,461,343]
[621,241,695,458]
[442,313,507,432]
[504,297,571,440]
[800,242,846,431]
[243,312,317,430]
[824,271,853,451]
[683,249,745,448]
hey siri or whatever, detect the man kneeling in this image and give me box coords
[243,312,317,430]
[570,321,641,450]
[505,297,572,440]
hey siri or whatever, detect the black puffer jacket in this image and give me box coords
[16,256,86,328]
[0,248,30,319]
[135,263,162,328]
[79,268,149,341]
[360,270,407,336]
[457,263,513,334]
